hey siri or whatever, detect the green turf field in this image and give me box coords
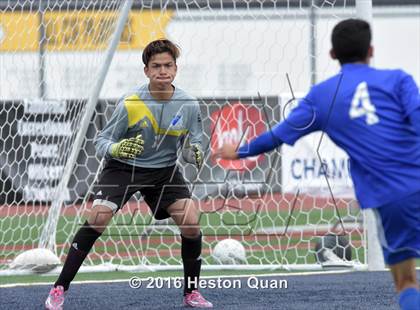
[1,207,364,268]
[2,208,359,246]
[1,203,418,288]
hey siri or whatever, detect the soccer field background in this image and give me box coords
[1,196,366,268]
[1,3,420,309]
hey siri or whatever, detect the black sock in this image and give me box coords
[55,221,102,291]
[181,233,202,295]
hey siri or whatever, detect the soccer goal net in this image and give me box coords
[0,0,383,274]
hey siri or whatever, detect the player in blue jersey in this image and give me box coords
[216,19,420,310]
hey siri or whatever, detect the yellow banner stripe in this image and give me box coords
[0,10,173,52]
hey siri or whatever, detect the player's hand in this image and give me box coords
[110,135,144,159]
[182,144,203,169]
[192,144,203,169]
[214,143,239,160]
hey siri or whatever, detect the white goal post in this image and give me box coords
[355,0,385,271]
[38,0,134,255]
[0,0,395,275]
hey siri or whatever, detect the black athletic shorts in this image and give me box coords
[92,159,191,219]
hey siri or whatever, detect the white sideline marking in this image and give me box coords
[256,222,360,234]
[0,268,392,288]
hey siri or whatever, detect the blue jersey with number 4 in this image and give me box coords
[274,63,420,209]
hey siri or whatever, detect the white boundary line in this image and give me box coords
[0,268,396,288]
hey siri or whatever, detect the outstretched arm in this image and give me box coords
[215,93,320,160]
[214,130,284,160]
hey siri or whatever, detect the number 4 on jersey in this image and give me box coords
[349,81,379,125]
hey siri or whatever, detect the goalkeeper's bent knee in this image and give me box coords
[72,220,103,252]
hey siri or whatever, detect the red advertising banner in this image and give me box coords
[210,101,266,171]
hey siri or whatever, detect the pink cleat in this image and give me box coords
[183,290,213,308]
[45,285,65,310]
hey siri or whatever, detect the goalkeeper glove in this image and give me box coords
[110,135,144,159]
[182,144,203,169]
[192,144,203,169]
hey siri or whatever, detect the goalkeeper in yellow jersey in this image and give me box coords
[45,39,212,309]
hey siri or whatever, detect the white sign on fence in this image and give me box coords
[280,93,355,198]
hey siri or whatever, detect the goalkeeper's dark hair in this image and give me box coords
[142,39,180,66]
[331,19,371,64]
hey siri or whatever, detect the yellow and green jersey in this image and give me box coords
[94,84,202,168]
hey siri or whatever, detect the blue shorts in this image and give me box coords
[373,191,420,265]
